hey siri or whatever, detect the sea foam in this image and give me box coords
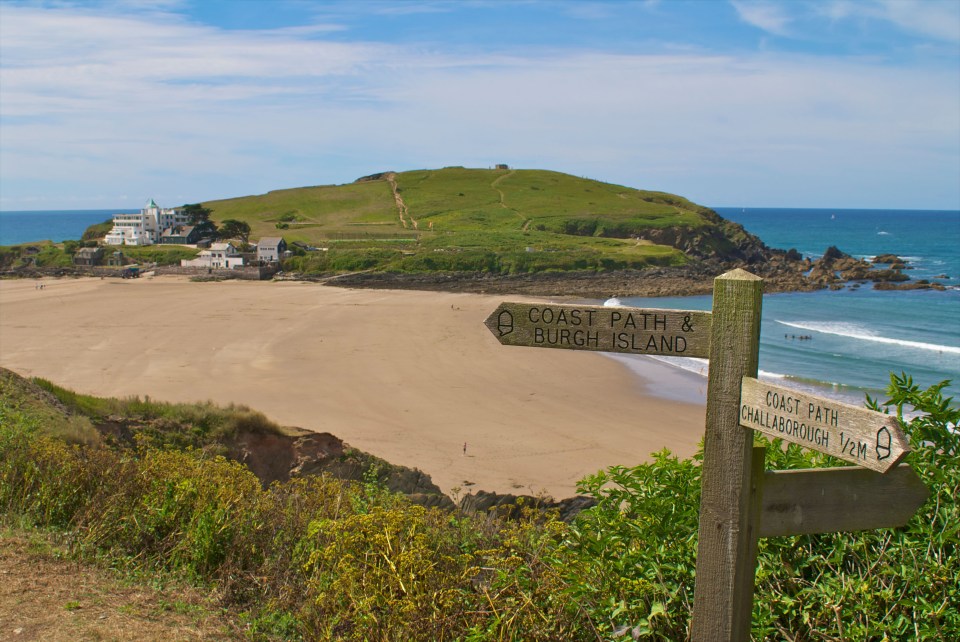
[776,320,960,355]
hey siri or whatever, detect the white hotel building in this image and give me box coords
[104,199,190,246]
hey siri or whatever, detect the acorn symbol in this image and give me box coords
[876,425,892,460]
[497,310,514,337]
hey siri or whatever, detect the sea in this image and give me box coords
[0,209,127,246]
[605,208,960,408]
[3,206,959,407]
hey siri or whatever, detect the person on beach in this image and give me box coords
[463,442,467,456]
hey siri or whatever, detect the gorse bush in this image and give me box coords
[1,372,956,640]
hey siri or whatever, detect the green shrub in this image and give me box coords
[565,375,958,640]
[1,373,955,640]
[751,373,959,640]
[568,450,701,638]
[82,219,114,241]
[33,245,72,267]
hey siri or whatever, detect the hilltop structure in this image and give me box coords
[104,199,190,246]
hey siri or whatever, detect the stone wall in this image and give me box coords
[153,265,278,280]
[1,264,278,280]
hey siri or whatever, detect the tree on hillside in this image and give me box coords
[219,219,251,245]
[181,203,212,224]
[181,204,217,238]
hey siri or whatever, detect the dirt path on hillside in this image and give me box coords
[0,531,238,641]
[491,170,530,229]
[386,172,417,230]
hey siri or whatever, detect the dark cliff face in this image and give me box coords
[630,210,773,265]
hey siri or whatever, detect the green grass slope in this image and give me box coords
[203,168,760,275]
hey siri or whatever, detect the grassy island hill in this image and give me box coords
[203,167,767,274]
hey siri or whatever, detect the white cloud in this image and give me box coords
[874,0,960,43]
[0,3,957,209]
[731,1,793,36]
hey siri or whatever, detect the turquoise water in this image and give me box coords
[0,210,124,246]
[614,208,960,405]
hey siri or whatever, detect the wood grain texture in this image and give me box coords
[484,302,711,358]
[691,269,764,642]
[759,464,929,537]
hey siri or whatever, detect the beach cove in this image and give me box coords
[0,276,706,499]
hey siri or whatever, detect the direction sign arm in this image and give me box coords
[759,464,929,537]
[739,376,911,473]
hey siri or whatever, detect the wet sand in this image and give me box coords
[0,276,707,498]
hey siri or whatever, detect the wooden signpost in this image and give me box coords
[483,268,930,641]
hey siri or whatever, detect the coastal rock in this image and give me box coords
[873,280,947,291]
[870,269,910,283]
[458,490,597,522]
[822,245,852,261]
[632,219,770,264]
[872,253,904,264]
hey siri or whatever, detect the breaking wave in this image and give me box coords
[644,355,787,381]
[776,320,960,355]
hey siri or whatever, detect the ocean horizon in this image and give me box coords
[0,209,127,246]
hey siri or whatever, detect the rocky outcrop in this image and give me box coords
[632,220,769,264]
[874,280,947,291]
[229,428,601,519]
[90,412,610,519]
[317,240,950,296]
[458,491,597,522]
[354,171,395,183]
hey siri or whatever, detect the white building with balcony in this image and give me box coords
[104,199,190,246]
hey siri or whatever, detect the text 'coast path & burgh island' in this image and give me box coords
[483,302,712,358]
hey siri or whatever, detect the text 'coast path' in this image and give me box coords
[739,376,911,473]
[484,302,712,359]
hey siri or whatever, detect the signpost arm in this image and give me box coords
[691,269,764,641]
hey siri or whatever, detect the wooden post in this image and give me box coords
[691,268,763,640]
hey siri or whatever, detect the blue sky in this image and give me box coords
[1,0,958,211]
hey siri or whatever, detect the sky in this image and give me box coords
[1,0,959,211]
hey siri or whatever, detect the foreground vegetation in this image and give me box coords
[1,369,956,640]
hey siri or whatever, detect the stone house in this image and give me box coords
[160,225,200,245]
[73,247,104,266]
[256,237,287,263]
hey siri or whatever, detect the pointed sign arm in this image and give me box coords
[759,464,929,537]
[484,301,711,358]
[739,377,910,473]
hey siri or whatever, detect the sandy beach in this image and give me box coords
[0,276,707,499]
